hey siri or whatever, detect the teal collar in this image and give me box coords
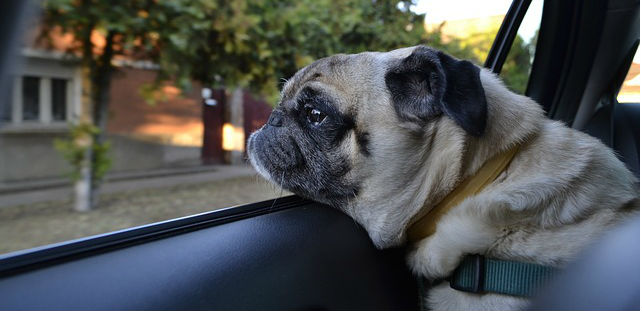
[449,255,559,297]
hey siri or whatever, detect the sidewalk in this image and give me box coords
[0,165,259,208]
[0,165,281,254]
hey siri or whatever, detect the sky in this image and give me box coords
[410,0,544,42]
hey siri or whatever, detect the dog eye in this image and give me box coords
[304,105,327,126]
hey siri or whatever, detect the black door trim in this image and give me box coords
[0,195,307,276]
[484,0,533,73]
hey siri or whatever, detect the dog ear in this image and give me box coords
[385,46,487,136]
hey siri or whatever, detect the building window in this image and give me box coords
[0,53,81,131]
[1,85,11,122]
[51,78,67,121]
[22,76,41,121]
[7,75,73,125]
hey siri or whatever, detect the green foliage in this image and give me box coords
[143,0,429,100]
[42,0,153,64]
[43,0,535,102]
[54,123,111,183]
[146,0,535,99]
[42,1,535,196]
[92,139,111,183]
[500,33,537,93]
[43,0,154,188]
[43,0,535,103]
[138,82,170,106]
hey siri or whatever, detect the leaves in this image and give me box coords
[54,123,111,182]
[141,0,432,99]
[42,0,534,103]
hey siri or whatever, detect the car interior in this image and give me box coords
[0,0,639,310]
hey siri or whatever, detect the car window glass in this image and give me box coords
[414,0,512,65]
[0,0,515,255]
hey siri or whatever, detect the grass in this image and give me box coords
[0,176,287,254]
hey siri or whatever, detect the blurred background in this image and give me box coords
[0,0,637,254]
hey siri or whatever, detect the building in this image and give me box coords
[0,34,272,185]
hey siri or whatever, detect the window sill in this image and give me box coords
[0,122,70,134]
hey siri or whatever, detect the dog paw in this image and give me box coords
[406,201,500,280]
[407,236,463,280]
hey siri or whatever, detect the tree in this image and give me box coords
[145,0,428,100]
[500,33,538,93]
[43,0,161,211]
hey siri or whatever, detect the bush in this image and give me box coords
[54,123,111,183]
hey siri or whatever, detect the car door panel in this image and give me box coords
[0,197,418,310]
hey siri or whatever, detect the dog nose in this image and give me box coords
[267,110,283,127]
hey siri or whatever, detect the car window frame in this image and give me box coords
[0,0,537,274]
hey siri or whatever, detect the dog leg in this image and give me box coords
[407,197,500,280]
[406,178,562,280]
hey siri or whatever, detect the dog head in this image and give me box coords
[247,46,489,247]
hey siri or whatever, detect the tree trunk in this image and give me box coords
[74,140,93,212]
[72,1,96,212]
[75,65,94,212]
[74,29,115,211]
[90,64,114,208]
[225,87,245,165]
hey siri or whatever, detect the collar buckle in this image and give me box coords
[450,254,485,293]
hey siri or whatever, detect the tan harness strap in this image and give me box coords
[406,143,522,244]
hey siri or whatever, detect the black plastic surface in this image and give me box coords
[0,195,308,275]
[583,102,640,177]
[527,0,639,125]
[484,0,532,74]
[613,103,640,177]
[0,201,418,310]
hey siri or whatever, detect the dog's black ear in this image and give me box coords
[436,51,487,137]
[385,46,487,136]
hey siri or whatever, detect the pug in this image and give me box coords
[246,46,639,310]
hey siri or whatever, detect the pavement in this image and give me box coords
[0,165,259,208]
